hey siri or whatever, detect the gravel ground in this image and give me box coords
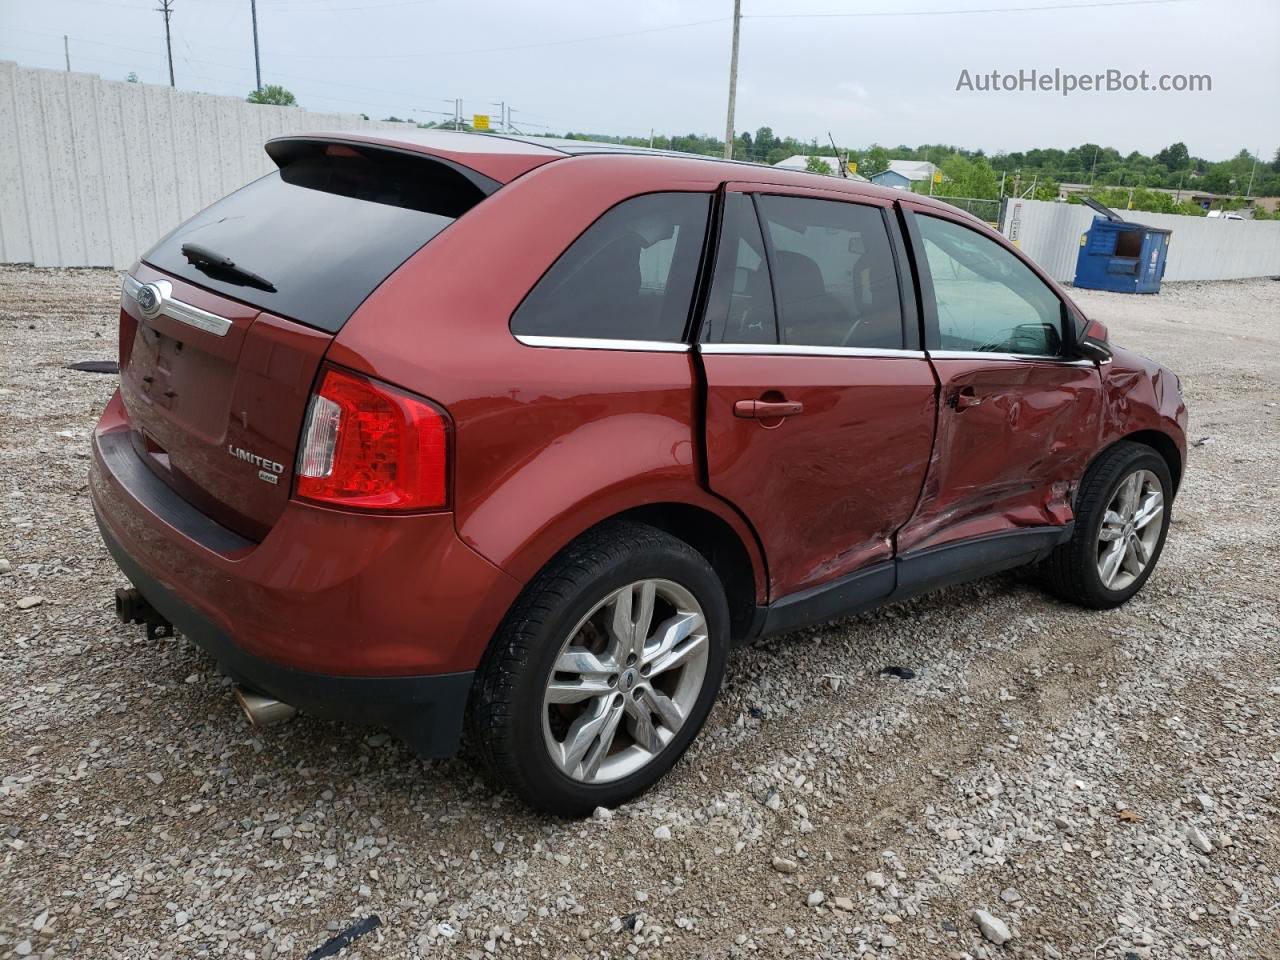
[0,266,1277,960]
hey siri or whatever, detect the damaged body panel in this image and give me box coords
[897,356,1102,554]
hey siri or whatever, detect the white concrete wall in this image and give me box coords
[1000,197,1280,284]
[0,61,415,269]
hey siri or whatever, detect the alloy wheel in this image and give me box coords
[542,579,709,784]
[1096,468,1164,591]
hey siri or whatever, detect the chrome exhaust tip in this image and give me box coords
[234,687,298,728]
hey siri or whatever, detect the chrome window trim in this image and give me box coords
[513,334,690,353]
[927,349,1094,366]
[121,274,233,338]
[699,343,926,359]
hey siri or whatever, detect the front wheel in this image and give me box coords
[1040,441,1173,609]
[468,522,729,816]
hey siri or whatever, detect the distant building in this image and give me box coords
[772,155,869,181]
[868,160,939,190]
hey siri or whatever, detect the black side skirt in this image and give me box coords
[754,524,1072,639]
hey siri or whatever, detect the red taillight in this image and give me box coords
[294,366,448,511]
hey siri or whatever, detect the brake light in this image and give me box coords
[295,366,448,511]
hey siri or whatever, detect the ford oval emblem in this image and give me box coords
[135,283,162,319]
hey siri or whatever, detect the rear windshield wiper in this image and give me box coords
[181,243,277,292]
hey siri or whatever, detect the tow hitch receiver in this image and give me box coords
[115,587,175,641]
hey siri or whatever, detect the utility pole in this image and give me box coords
[63,35,70,71]
[722,0,741,160]
[250,0,262,92]
[157,0,175,87]
[649,128,654,149]
[1246,146,1259,197]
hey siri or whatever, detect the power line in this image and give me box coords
[747,0,1193,18]
[251,16,730,59]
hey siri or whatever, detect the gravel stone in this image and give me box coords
[1184,825,1214,853]
[970,909,1012,945]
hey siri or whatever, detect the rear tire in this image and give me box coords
[1040,441,1173,609]
[468,521,729,817]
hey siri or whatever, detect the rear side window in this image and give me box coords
[701,193,777,344]
[916,214,1063,356]
[756,195,904,349]
[511,192,711,343]
[143,142,492,333]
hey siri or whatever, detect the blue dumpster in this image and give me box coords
[1073,197,1171,294]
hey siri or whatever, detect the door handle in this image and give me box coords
[734,399,805,419]
[948,386,983,411]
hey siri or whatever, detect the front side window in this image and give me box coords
[511,192,711,343]
[916,215,1063,356]
[756,195,904,349]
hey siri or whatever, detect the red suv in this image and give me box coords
[93,131,1187,815]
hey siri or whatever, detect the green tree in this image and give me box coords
[936,153,999,198]
[125,72,139,83]
[246,84,298,107]
[864,145,890,175]
[805,156,834,175]
[1154,141,1190,172]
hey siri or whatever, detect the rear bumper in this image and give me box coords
[90,389,524,755]
[98,514,472,756]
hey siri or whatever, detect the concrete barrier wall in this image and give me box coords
[999,197,1280,284]
[0,61,415,269]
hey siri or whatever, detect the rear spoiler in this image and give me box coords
[265,136,502,197]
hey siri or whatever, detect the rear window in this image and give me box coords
[142,142,494,333]
[510,192,712,343]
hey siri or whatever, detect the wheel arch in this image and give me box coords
[491,497,768,644]
[608,503,763,642]
[1111,429,1183,495]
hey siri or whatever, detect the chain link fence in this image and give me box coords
[930,195,1003,224]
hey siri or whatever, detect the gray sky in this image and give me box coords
[2,0,1276,161]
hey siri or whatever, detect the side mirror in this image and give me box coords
[1076,319,1112,363]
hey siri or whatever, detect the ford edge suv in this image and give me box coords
[92,131,1188,816]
